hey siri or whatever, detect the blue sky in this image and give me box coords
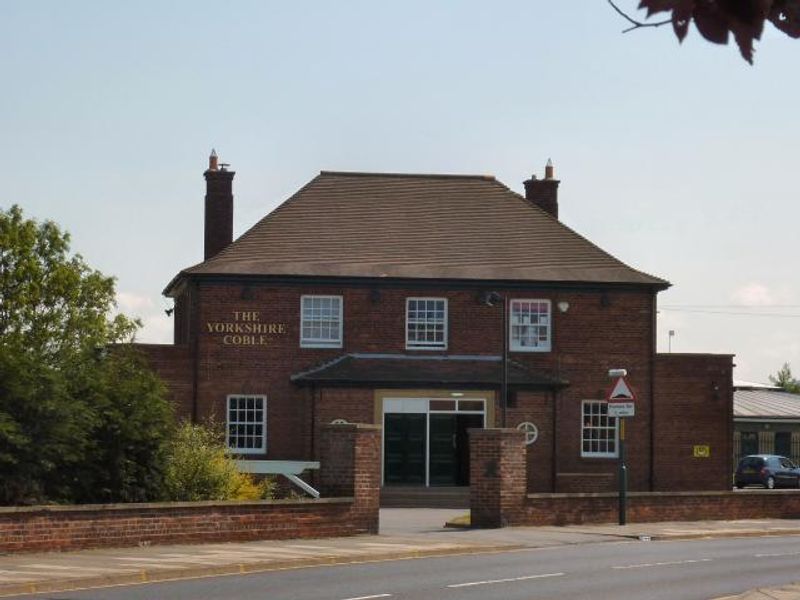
[2,1,797,382]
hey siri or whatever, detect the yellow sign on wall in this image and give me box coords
[693,445,710,458]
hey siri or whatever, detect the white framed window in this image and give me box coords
[581,400,618,458]
[509,299,551,352]
[406,297,447,349]
[227,395,267,454]
[300,295,343,348]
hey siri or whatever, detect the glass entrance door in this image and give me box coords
[383,413,426,485]
[429,414,457,485]
[382,397,486,487]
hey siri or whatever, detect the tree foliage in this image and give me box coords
[611,0,800,63]
[0,205,173,505]
[769,363,800,394]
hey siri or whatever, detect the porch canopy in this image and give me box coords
[291,352,568,389]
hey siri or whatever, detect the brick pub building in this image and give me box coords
[140,152,734,496]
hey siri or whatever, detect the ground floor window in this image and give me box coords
[775,431,792,457]
[740,431,758,456]
[227,395,266,454]
[581,400,617,458]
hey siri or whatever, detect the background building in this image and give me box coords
[734,381,800,464]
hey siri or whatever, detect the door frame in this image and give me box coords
[381,394,487,487]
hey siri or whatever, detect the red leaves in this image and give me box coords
[637,0,800,63]
[770,0,800,37]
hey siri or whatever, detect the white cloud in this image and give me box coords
[115,291,172,344]
[731,283,775,306]
[116,291,155,313]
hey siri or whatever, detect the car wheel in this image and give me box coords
[766,476,776,489]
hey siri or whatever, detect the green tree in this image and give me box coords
[0,205,173,504]
[769,363,800,394]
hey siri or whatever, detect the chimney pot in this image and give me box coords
[523,160,560,219]
[204,152,235,260]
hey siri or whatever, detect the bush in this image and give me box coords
[164,422,274,502]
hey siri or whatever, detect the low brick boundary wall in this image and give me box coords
[519,490,800,527]
[470,428,800,527]
[0,498,362,553]
[0,423,381,554]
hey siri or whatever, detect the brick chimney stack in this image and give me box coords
[204,149,235,260]
[523,158,560,219]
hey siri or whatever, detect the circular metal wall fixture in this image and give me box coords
[517,421,539,445]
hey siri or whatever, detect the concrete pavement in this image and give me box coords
[1,510,800,598]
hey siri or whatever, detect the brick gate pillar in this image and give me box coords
[319,423,381,534]
[469,428,527,528]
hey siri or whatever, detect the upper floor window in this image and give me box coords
[300,295,343,348]
[227,394,266,454]
[581,400,618,458]
[509,299,551,352]
[406,298,447,349]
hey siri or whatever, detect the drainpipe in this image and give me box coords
[191,280,200,423]
[502,296,509,428]
[649,290,656,491]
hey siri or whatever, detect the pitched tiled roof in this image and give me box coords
[290,353,568,388]
[167,171,668,293]
[734,389,800,419]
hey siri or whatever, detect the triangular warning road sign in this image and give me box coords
[608,376,636,402]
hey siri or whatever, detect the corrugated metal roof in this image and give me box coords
[734,389,800,419]
[166,171,669,293]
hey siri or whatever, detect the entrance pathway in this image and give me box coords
[1,511,800,597]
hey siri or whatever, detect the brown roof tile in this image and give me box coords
[167,171,668,293]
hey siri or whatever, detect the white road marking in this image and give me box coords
[339,594,392,600]
[613,558,712,570]
[447,572,564,588]
[755,551,800,557]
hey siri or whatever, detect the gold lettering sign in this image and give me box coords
[205,311,287,346]
[693,445,710,458]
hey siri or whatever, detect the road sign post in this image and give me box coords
[618,418,627,525]
[607,373,636,527]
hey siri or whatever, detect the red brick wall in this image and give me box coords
[0,499,359,554]
[506,392,553,492]
[470,429,526,528]
[0,423,381,554]
[319,423,381,533]
[470,428,800,527]
[314,388,376,460]
[515,491,800,526]
[654,354,734,491]
[135,344,193,418]
[173,281,658,483]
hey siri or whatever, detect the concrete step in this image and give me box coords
[380,486,470,508]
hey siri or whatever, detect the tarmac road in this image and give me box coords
[9,534,800,600]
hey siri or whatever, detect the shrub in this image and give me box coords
[164,421,273,502]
